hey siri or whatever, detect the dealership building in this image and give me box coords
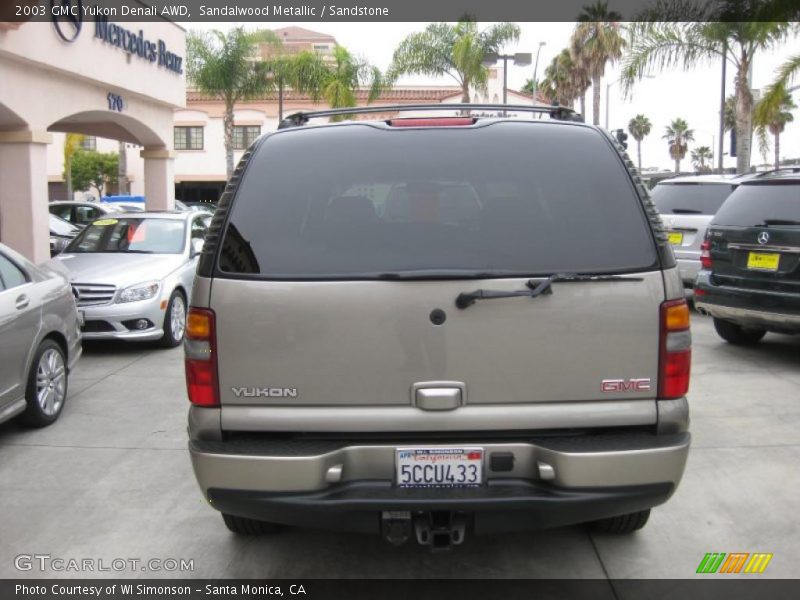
[0,18,185,263]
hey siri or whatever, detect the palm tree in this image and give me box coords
[627,114,652,171]
[570,1,626,126]
[691,146,714,173]
[187,27,272,178]
[622,15,794,174]
[63,133,85,201]
[289,46,384,121]
[754,83,796,169]
[760,54,800,118]
[540,49,590,115]
[664,118,695,174]
[389,20,520,103]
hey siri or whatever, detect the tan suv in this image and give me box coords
[185,105,691,548]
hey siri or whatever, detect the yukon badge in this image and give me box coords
[601,378,651,393]
[231,387,298,398]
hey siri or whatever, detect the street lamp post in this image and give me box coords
[483,52,532,116]
[531,42,546,109]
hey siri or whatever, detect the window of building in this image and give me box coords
[233,126,261,150]
[80,136,97,151]
[174,126,204,151]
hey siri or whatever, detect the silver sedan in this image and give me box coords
[47,211,211,347]
[0,243,82,427]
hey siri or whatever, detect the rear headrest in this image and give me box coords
[325,196,376,226]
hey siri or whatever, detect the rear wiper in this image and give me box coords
[758,219,800,227]
[455,273,644,310]
[670,209,703,215]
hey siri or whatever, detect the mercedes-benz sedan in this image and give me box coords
[47,211,211,347]
[0,243,82,427]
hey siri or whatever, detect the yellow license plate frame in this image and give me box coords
[667,232,684,245]
[747,252,780,271]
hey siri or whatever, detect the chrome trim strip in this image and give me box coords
[727,243,800,253]
[220,400,657,433]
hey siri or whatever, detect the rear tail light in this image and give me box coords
[388,117,475,127]
[184,307,219,407]
[700,239,712,269]
[659,299,691,400]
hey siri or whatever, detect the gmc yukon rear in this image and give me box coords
[185,106,691,548]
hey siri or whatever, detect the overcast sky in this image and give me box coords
[195,21,800,171]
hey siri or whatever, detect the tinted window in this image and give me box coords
[75,206,101,225]
[652,183,734,215]
[712,182,800,227]
[0,253,27,291]
[219,123,657,278]
[51,205,73,222]
[66,218,186,254]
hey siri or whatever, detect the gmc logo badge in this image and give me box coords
[601,378,652,393]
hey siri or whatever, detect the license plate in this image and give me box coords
[747,252,780,271]
[667,231,684,245]
[396,448,483,488]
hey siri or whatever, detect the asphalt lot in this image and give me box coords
[0,312,798,580]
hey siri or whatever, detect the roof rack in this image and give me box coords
[278,103,584,129]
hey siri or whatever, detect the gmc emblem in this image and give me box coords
[601,378,652,393]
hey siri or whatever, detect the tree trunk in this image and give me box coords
[117,141,128,195]
[774,131,780,170]
[278,77,284,122]
[224,102,235,180]
[65,158,73,201]
[579,93,586,119]
[675,158,680,174]
[461,81,470,103]
[637,140,642,171]
[592,74,601,126]
[734,59,753,174]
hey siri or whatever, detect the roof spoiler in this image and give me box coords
[278,103,584,129]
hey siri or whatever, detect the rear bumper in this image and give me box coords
[208,480,675,535]
[190,429,690,532]
[695,271,800,331]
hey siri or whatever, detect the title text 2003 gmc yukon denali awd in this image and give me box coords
[185,106,691,549]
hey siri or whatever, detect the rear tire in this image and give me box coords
[222,513,283,535]
[159,290,186,348]
[713,318,766,346]
[592,509,650,534]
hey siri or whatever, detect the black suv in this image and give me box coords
[695,173,800,344]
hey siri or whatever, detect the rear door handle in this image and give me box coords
[15,294,30,310]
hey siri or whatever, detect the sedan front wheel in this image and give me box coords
[159,290,186,348]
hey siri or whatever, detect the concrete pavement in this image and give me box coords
[0,313,798,580]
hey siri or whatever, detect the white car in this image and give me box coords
[47,211,211,347]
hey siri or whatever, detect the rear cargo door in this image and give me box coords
[209,121,665,408]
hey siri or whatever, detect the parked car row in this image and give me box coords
[652,169,800,345]
[2,206,212,430]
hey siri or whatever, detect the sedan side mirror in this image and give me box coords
[190,238,204,258]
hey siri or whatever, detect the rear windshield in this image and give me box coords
[66,218,186,254]
[712,182,800,227]
[652,183,734,215]
[218,122,657,279]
